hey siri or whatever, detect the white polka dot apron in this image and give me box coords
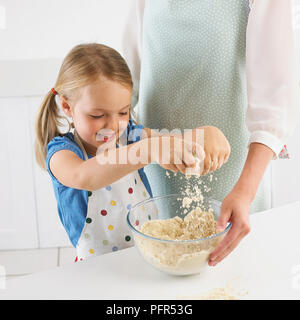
[73,131,152,260]
[138,0,272,214]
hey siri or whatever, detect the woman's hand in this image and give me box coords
[208,187,251,266]
[208,143,274,266]
[201,126,231,175]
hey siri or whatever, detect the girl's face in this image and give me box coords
[64,77,132,156]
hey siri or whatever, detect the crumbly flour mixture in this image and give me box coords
[140,208,216,240]
[136,208,222,275]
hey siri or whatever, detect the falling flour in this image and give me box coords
[164,166,215,214]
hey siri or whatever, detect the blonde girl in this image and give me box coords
[35,43,230,260]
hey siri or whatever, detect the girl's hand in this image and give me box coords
[150,136,205,174]
[208,187,251,266]
[201,126,231,175]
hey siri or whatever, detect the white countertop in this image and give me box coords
[1,201,300,300]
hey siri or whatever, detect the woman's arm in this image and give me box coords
[245,0,300,158]
[209,0,300,266]
[231,143,274,203]
[209,143,273,266]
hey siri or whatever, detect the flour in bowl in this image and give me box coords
[135,208,222,275]
[140,208,216,240]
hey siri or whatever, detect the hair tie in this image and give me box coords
[51,88,57,95]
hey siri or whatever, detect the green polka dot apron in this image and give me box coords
[138,0,272,214]
[73,131,152,260]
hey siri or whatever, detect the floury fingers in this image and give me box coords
[96,124,205,167]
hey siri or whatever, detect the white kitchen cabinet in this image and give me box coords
[0,95,71,250]
[0,57,71,249]
[0,97,38,250]
[28,96,71,248]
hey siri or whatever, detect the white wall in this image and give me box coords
[0,0,132,97]
[0,0,131,60]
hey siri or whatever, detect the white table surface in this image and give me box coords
[1,201,300,300]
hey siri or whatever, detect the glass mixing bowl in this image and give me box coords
[127,194,231,276]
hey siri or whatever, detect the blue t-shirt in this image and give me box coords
[46,120,152,247]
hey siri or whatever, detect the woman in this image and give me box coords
[122,0,299,266]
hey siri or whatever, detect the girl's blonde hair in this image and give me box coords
[35,43,133,170]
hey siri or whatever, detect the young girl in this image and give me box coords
[35,43,230,261]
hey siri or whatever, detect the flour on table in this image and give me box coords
[177,285,248,300]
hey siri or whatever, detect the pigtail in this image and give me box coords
[35,90,66,170]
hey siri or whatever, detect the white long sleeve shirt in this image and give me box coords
[122,0,300,159]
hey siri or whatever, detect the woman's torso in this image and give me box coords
[138,0,271,214]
